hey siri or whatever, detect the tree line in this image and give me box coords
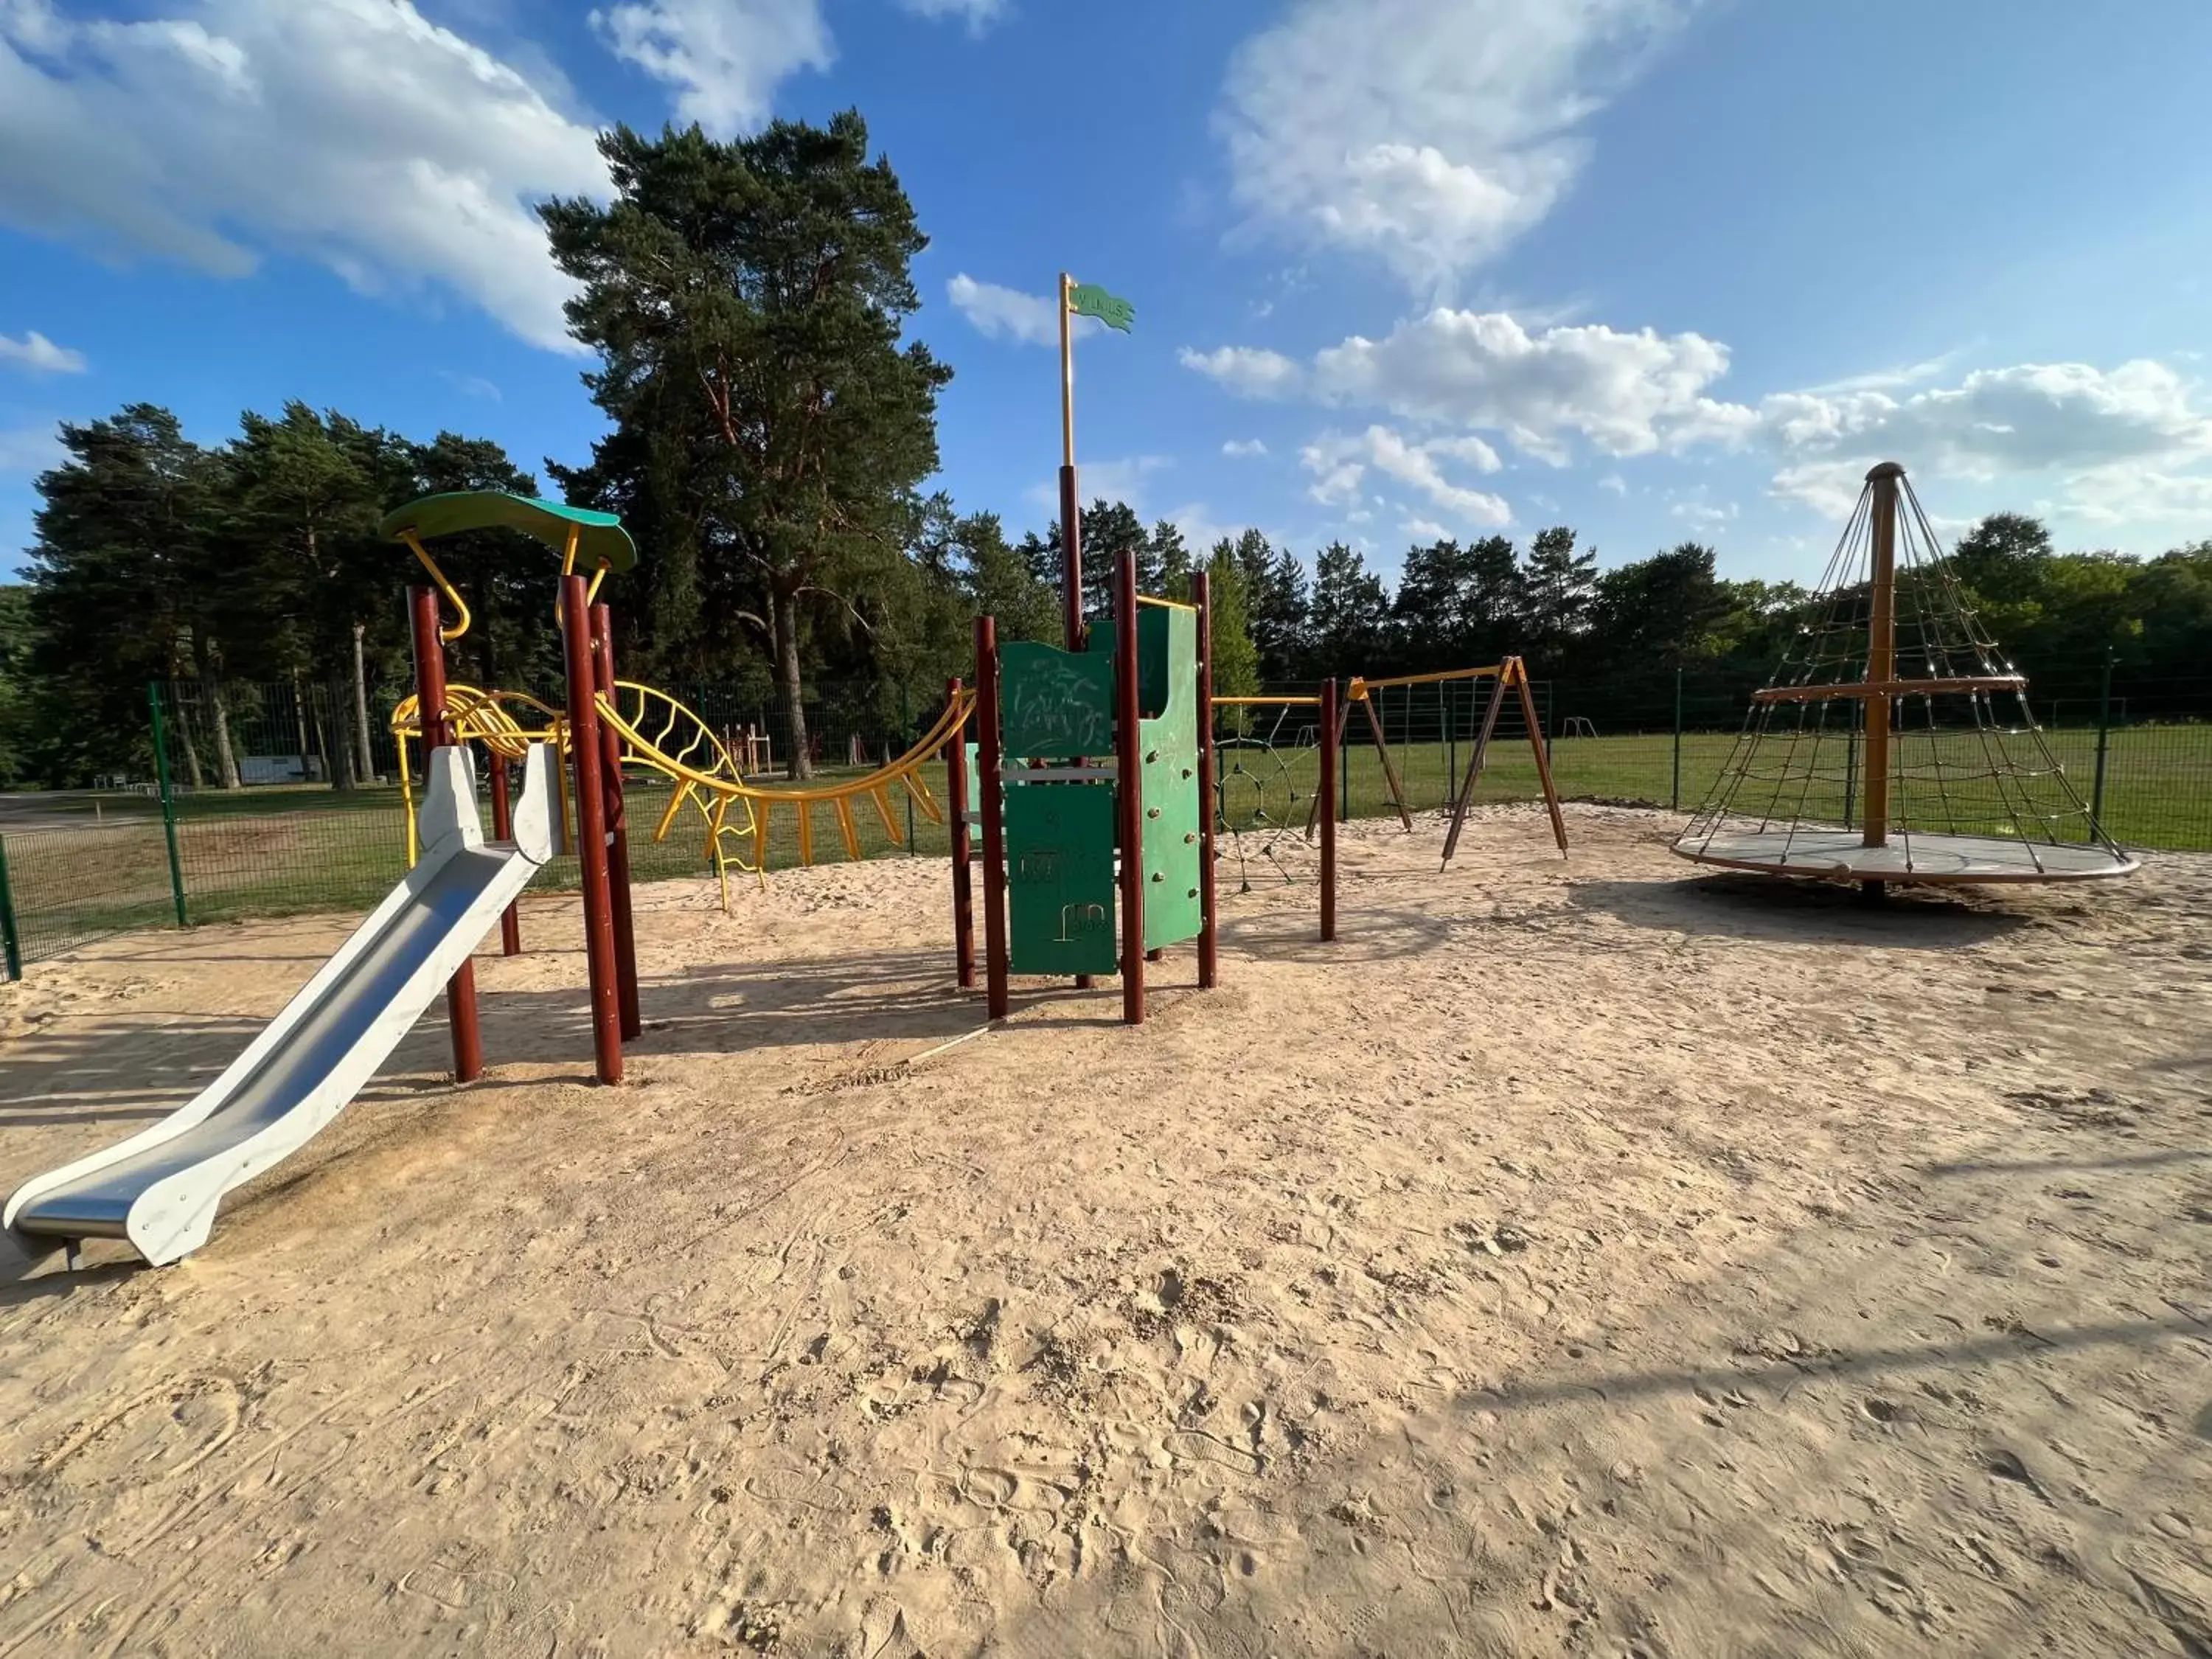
[1,111,2207,788]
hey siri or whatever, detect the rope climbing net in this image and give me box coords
[1211,704,1319,892]
[1677,462,2136,883]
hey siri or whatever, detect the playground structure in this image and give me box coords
[1674,460,2140,891]
[4,484,1265,1261]
[3,491,643,1265]
[962,566,1219,1025]
[3,258,1568,1263]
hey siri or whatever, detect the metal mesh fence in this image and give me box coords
[0,662,2204,978]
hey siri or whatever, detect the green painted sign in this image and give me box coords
[1001,639,1115,759]
[1005,784,1118,975]
[1068,283,1135,333]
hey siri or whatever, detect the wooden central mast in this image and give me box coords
[1861,460,1902,850]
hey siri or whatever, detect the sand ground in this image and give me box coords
[1,804,2208,1658]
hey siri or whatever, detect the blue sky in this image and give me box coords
[4,0,2211,590]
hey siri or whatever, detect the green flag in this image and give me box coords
[1068,282,1135,333]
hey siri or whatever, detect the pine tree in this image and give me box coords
[1201,539,1260,700]
[1237,532,1310,682]
[542,113,950,777]
[24,406,230,785]
[1151,519,1193,599]
[957,511,1058,644]
[1521,525,1598,665]
[1310,541,1391,675]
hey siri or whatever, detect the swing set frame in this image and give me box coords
[1310,656,1570,869]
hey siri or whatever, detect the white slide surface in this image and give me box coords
[4,742,559,1267]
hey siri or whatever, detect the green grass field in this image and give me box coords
[4,723,2205,975]
[1251,721,2210,852]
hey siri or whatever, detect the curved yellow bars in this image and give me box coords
[391,681,971,911]
[594,687,971,908]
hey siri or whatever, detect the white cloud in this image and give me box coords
[1765,462,1873,521]
[1221,437,1268,458]
[1179,344,1302,399]
[1669,495,1738,531]
[894,0,1008,31]
[1216,0,1697,292]
[1299,424,1510,526]
[1597,473,1627,495]
[1166,501,1248,554]
[1400,515,1452,542]
[0,329,85,373]
[1799,352,1960,397]
[947,274,1095,348]
[1760,360,2212,479]
[2055,463,2212,526]
[0,0,609,352]
[1187,307,1750,462]
[1315,310,1747,457]
[1761,359,2212,538]
[591,0,830,136]
[438,369,501,400]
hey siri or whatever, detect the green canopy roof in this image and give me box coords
[378,491,638,574]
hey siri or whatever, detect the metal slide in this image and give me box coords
[4,742,559,1268]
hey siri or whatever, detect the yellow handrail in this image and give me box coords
[398,529,472,644]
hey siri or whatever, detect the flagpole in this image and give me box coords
[1057,271,1084,651]
[1057,272,1088,992]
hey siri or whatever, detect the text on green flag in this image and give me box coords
[1068,283,1135,333]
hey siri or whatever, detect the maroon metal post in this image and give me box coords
[1060,466,1085,653]
[1193,571,1218,990]
[1063,473,1099,992]
[410,586,484,1083]
[562,575,623,1084]
[1319,676,1339,944]
[487,754,522,956]
[1114,550,1145,1026]
[590,602,641,1041]
[945,676,975,989]
[974,619,1010,1020]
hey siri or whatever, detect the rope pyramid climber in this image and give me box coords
[1674,460,2139,892]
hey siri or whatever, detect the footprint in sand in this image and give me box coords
[38,1375,245,1491]
[743,1464,847,1510]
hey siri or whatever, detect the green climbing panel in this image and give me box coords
[1001,638,1115,759]
[991,608,1203,978]
[1005,782,1117,975]
[1136,604,1204,953]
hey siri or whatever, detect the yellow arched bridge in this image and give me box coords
[373,489,973,911]
[392,682,973,910]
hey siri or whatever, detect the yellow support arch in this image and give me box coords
[393,680,973,911]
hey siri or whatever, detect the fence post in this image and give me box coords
[902,681,916,854]
[0,834,21,981]
[2091,647,2115,829]
[147,682,189,928]
[1671,667,1684,811]
[1843,703,1858,829]
[1445,678,1455,807]
[1338,686,1351,822]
